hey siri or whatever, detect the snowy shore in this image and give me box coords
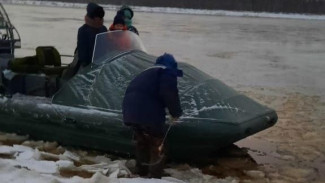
[1,3,325,183]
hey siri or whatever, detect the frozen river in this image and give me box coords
[1,3,325,183]
[5,3,325,96]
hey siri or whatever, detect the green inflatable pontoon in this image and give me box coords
[0,31,277,161]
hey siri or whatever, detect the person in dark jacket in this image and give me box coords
[117,5,139,35]
[61,3,107,82]
[77,2,107,69]
[122,53,183,178]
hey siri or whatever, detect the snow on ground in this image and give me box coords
[0,132,240,183]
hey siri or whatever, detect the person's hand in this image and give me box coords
[170,117,179,125]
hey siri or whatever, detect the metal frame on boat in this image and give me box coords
[0,3,21,58]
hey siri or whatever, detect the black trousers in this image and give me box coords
[134,130,166,178]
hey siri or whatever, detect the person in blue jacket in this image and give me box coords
[122,53,183,178]
[77,2,107,69]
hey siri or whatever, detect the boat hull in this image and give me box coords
[0,94,277,161]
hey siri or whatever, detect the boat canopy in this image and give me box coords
[53,31,276,125]
[92,30,146,65]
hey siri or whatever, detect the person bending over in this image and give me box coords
[122,53,183,178]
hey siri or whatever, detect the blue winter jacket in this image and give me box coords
[122,66,182,136]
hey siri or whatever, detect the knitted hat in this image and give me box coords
[116,9,132,27]
[155,53,183,77]
[119,5,134,19]
[87,2,105,19]
[113,13,125,25]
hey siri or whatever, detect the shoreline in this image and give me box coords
[2,0,325,15]
[2,0,325,21]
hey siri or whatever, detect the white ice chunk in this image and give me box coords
[61,150,80,162]
[16,149,34,160]
[0,146,15,154]
[245,170,265,179]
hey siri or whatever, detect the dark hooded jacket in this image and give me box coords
[77,25,107,67]
[122,54,182,135]
[77,3,107,67]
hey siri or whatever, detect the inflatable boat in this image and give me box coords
[0,28,277,161]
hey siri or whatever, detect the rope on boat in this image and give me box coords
[141,124,173,166]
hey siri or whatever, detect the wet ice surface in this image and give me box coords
[1,2,325,183]
[4,3,325,97]
[237,87,325,182]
